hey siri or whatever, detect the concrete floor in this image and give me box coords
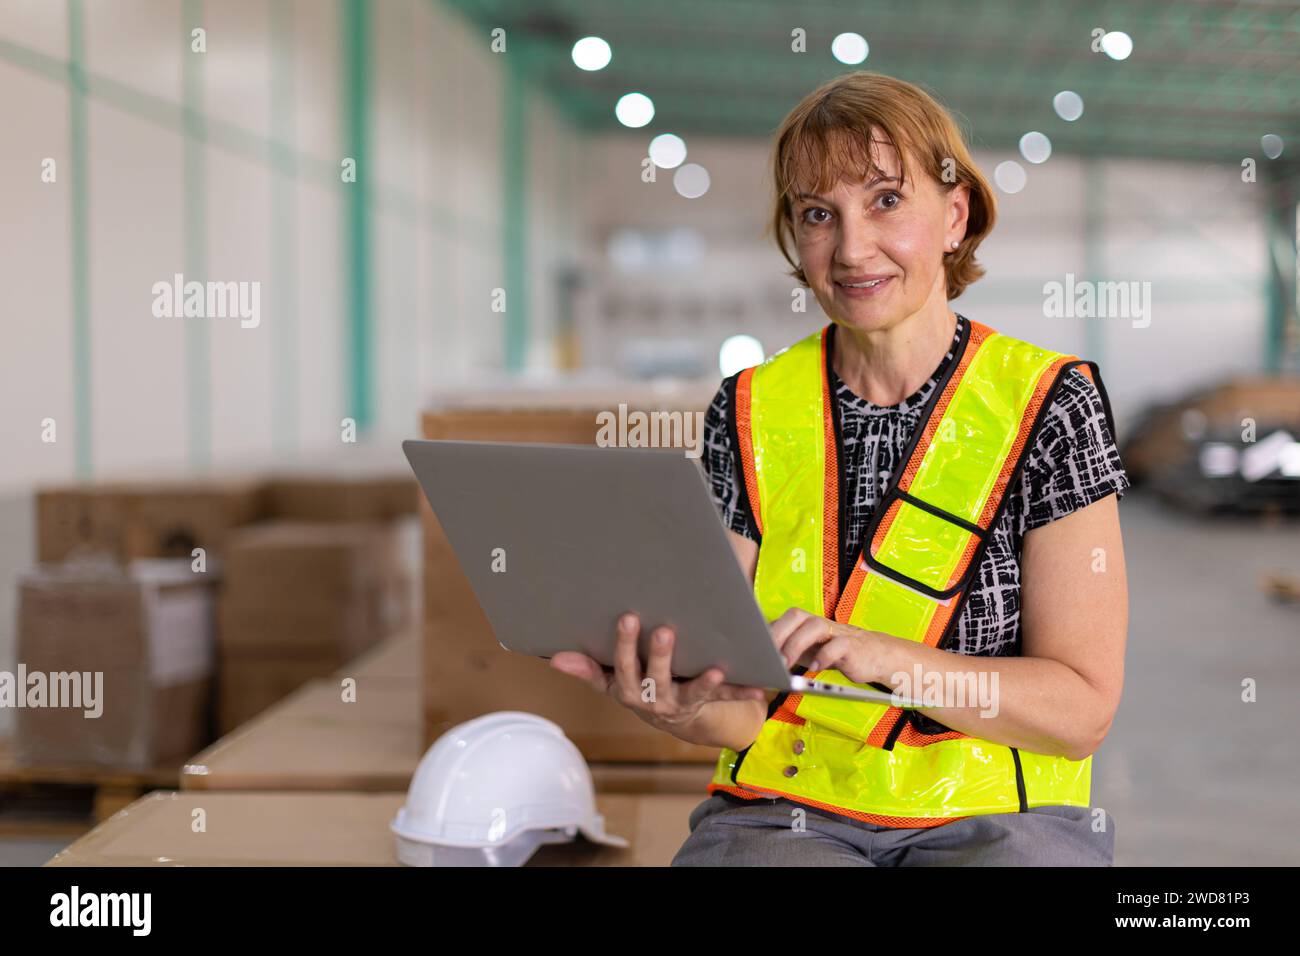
[1093,491,1299,865]
[1,489,1297,866]
[0,837,73,867]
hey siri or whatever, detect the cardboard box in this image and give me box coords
[14,558,216,769]
[219,522,411,657]
[35,479,265,564]
[36,473,424,565]
[46,790,702,866]
[215,522,413,733]
[419,402,718,763]
[263,473,419,522]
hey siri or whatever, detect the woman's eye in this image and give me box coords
[801,207,832,225]
[878,190,902,210]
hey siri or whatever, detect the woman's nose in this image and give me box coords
[834,214,881,267]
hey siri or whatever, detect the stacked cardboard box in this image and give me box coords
[14,558,216,769]
[35,472,421,564]
[217,522,412,733]
[261,473,419,523]
[30,473,422,738]
[419,383,721,763]
[35,478,265,564]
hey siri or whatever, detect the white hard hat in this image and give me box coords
[391,711,628,867]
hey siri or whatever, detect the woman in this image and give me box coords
[552,71,1129,866]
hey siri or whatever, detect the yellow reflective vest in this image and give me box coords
[709,317,1115,827]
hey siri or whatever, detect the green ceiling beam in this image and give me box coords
[67,0,92,481]
[535,48,1298,120]
[462,0,1300,50]
[1262,169,1299,372]
[343,0,374,432]
[442,0,1298,164]
[182,0,211,472]
[501,41,534,372]
[270,0,298,458]
[553,88,1293,163]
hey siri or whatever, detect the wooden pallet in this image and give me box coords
[0,737,182,837]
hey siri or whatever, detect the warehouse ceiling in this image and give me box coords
[443,0,1300,165]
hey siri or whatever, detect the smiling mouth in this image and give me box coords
[835,277,893,290]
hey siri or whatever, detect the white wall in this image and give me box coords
[0,0,580,497]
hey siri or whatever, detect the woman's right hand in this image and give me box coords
[549,612,767,740]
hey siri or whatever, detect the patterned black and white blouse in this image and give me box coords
[702,313,1131,658]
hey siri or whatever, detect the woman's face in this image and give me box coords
[791,136,968,333]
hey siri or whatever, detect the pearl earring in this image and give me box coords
[950,240,960,249]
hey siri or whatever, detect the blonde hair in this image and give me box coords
[767,71,996,300]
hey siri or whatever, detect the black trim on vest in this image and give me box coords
[723,371,762,544]
[726,368,767,784]
[1084,360,1118,449]
[1010,748,1030,812]
[894,488,988,538]
[859,487,990,601]
[824,323,851,600]
[881,709,908,750]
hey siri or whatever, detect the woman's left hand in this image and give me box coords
[770,607,894,685]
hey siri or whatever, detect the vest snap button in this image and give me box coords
[793,739,805,755]
[783,765,798,777]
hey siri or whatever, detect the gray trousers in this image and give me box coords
[671,795,1114,866]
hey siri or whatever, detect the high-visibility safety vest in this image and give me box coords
[709,317,1117,827]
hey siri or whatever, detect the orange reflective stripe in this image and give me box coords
[706,783,769,804]
[734,366,762,537]
[769,698,805,725]
[868,497,903,567]
[863,708,900,748]
[833,557,868,622]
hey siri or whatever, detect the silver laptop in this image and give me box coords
[403,439,914,706]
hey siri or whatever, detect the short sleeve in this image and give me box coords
[1018,366,1131,533]
[701,375,758,540]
